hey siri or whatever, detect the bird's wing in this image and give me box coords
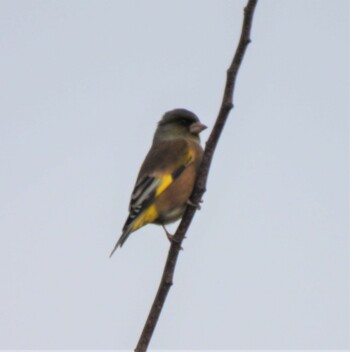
[126,139,195,227]
[109,139,198,256]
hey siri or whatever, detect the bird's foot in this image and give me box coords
[162,225,183,250]
[187,198,202,210]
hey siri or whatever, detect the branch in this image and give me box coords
[135,1,258,350]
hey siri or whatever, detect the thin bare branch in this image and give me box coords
[135,1,258,350]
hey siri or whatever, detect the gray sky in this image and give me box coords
[0,0,348,350]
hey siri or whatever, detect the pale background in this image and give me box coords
[0,0,348,349]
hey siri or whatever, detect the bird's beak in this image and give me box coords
[190,122,207,134]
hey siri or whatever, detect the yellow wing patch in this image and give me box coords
[131,204,158,231]
[155,174,173,196]
[156,149,194,197]
[154,149,194,197]
[130,147,195,232]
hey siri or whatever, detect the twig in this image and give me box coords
[135,1,258,350]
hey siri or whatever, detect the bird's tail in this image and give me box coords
[109,226,133,257]
[110,207,151,257]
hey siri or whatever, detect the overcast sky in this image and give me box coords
[0,0,348,350]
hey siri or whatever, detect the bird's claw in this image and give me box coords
[168,235,183,250]
[162,225,183,250]
[187,199,202,210]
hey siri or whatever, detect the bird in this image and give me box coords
[110,108,207,256]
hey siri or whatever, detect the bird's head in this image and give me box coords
[154,109,207,143]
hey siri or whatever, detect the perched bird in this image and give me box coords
[110,109,207,256]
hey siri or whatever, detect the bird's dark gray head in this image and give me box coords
[159,109,199,126]
[154,108,207,142]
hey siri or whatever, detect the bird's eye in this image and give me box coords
[179,118,190,126]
